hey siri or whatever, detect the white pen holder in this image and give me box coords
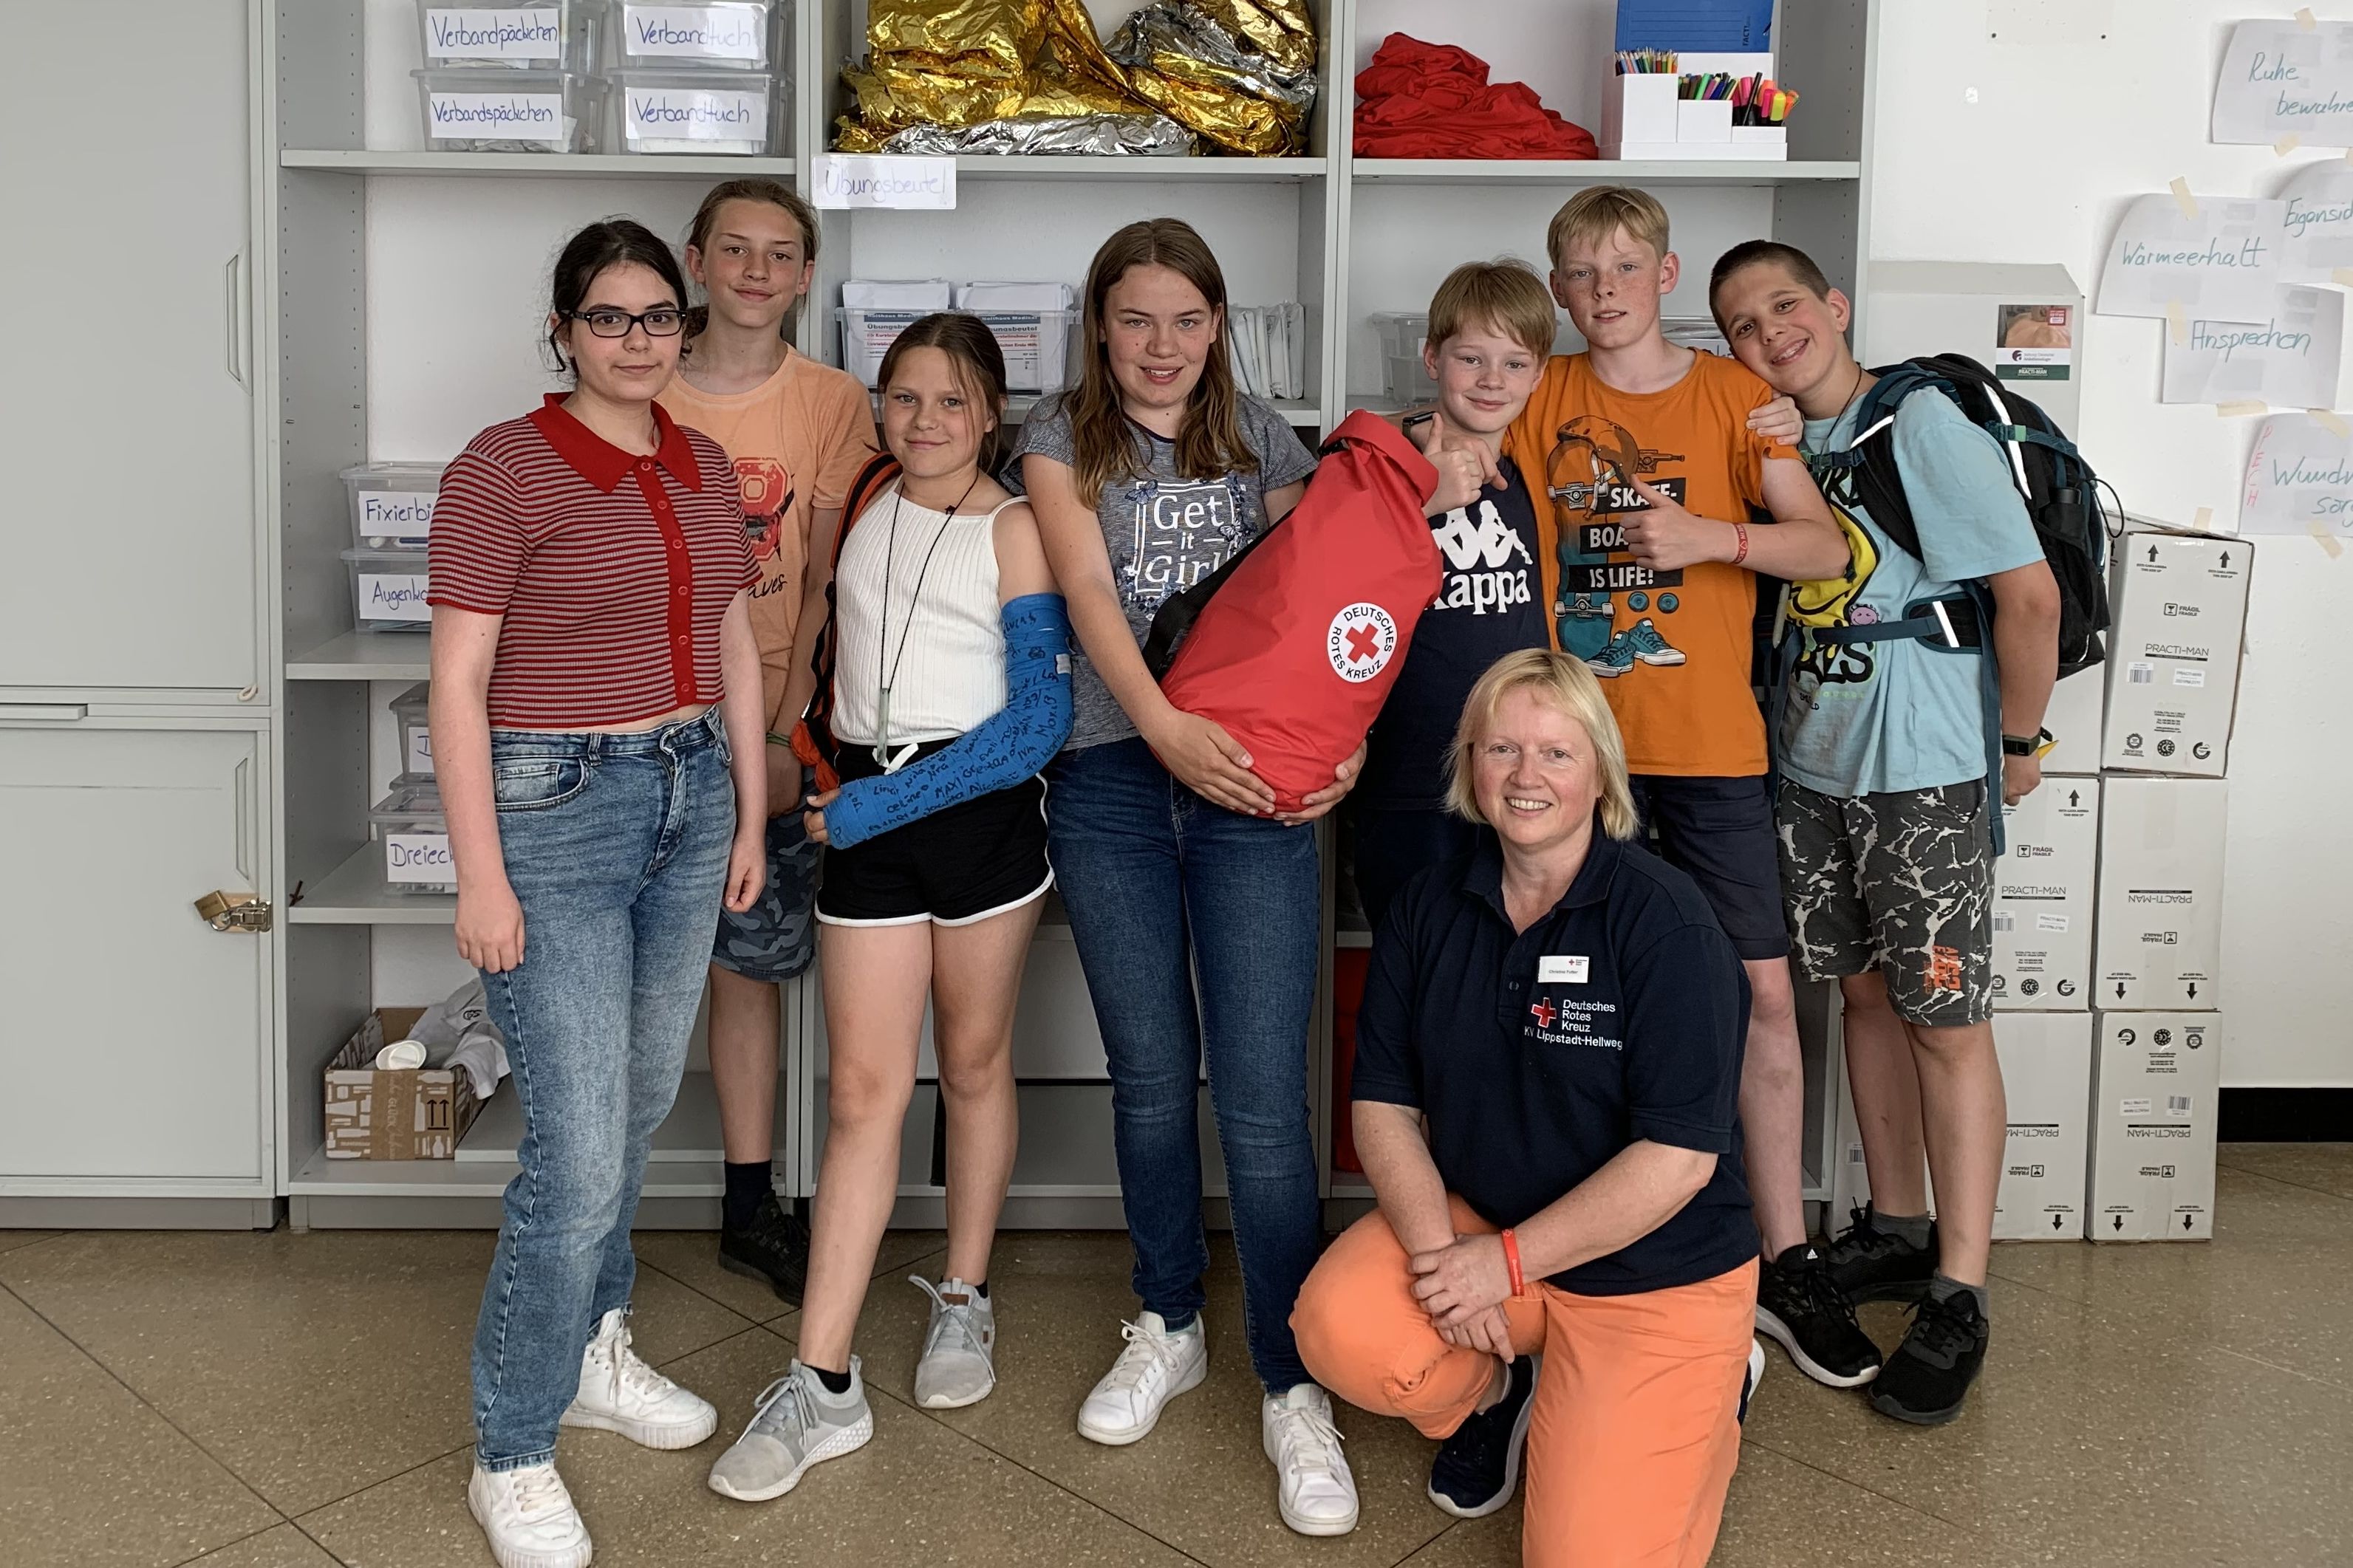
[1600,73,1789,161]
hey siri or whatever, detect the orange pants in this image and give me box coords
[1292,1197,1757,1568]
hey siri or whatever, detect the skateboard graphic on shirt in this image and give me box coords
[1543,415,1690,677]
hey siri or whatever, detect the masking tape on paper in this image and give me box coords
[2335,267,2353,286]
[2312,520,2343,558]
[2169,177,2199,219]
[2298,7,2317,29]
[2193,507,2215,532]
[2312,408,2352,436]
[2278,133,2304,156]
[2216,400,2268,417]
[2167,301,2190,345]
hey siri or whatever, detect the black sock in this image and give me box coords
[973,1279,989,1300]
[809,1363,854,1394]
[723,1161,771,1231]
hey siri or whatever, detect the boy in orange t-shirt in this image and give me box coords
[1490,188,1860,1389]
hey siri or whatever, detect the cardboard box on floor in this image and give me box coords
[1993,777,2099,1011]
[2040,665,2106,776]
[1992,1013,2094,1240]
[2087,1012,2221,1241]
[2102,524,2252,777]
[2094,777,2227,1010]
[321,1007,482,1160]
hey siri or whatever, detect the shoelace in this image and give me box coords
[1823,1205,1906,1268]
[590,1320,676,1408]
[1779,1257,1859,1327]
[1902,1294,1981,1366]
[909,1276,987,1362]
[745,1372,818,1444]
[1100,1318,1186,1397]
[508,1465,572,1521]
[1269,1399,1348,1485]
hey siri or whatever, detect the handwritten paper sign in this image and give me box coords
[2162,284,2344,408]
[812,154,957,210]
[2280,160,2353,284]
[2241,411,2353,535]
[2097,193,2286,325]
[2214,18,2353,147]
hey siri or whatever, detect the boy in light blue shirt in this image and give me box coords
[1710,240,2060,1428]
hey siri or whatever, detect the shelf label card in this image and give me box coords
[359,491,436,537]
[624,85,768,145]
[384,834,455,884]
[406,727,435,777]
[425,92,568,148]
[622,4,767,61]
[813,154,957,211]
[358,572,433,623]
[425,8,565,62]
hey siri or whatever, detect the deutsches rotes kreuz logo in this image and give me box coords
[1327,602,1398,682]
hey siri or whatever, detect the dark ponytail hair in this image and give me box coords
[545,217,690,373]
[682,177,821,341]
[876,312,1010,470]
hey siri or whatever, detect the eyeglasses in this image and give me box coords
[566,307,685,338]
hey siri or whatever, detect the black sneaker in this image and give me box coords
[1870,1290,1989,1426]
[1427,1353,1539,1519]
[1821,1205,1937,1304]
[718,1191,809,1304]
[1755,1245,1883,1388]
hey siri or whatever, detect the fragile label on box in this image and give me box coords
[622,4,765,61]
[361,492,436,536]
[624,85,767,147]
[360,572,431,622]
[426,9,565,61]
[385,833,454,884]
[426,92,568,148]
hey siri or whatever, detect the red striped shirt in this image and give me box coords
[429,394,757,728]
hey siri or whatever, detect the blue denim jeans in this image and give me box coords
[471,710,737,1471]
[1045,737,1322,1393]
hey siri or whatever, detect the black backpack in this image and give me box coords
[1804,353,2114,677]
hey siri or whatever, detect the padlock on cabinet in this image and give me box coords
[194,889,273,933]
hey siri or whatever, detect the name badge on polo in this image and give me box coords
[1538,955,1590,984]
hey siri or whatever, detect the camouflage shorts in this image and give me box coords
[1775,778,1994,1027]
[712,812,822,983]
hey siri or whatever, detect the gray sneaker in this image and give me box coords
[706,1358,874,1503]
[910,1276,997,1410]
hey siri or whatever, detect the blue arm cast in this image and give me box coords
[821,593,1075,851]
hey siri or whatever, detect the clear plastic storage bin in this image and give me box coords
[344,548,433,631]
[343,462,445,548]
[390,682,434,780]
[372,784,454,895]
[1370,312,1438,405]
[610,69,782,154]
[415,1,591,71]
[604,0,776,70]
[414,68,605,152]
[837,307,1079,393]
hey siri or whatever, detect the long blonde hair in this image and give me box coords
[1444,649,1639,841]
[1065,219,1257,507]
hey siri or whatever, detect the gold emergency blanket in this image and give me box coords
[837,0,1317,158]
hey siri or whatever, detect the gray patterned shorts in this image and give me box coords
[1776,778,1994,1027]
[711,811,822,982]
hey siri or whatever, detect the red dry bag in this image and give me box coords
[1147,411,1442,812]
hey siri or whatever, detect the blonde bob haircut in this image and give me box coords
[1546,185,1672,273]
[1444,648,1639,841]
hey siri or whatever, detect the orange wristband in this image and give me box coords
[1730,520,1751,566]
[1500,1228,1526,1297]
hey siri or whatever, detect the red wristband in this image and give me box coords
[1500,1228,1526,1298]
[1730,520,1750,566]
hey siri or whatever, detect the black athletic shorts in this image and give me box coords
[1628,773,1791,962]
[814,739,1052,927]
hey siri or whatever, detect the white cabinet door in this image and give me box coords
[0,0,256,690]
[0,725,270,1185]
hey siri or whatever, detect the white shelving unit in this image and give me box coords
[0,0,1874,1228]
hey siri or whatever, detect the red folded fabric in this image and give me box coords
[1353,33,1598,160]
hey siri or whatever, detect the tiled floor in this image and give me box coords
[4,1146,2348,1568]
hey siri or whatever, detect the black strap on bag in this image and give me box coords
[790,451,901,791]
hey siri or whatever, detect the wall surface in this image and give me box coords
[1868,0,2347,1086]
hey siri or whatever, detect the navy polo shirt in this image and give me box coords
[1350,827,1758,1295]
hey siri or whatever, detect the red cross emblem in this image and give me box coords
[1345,623,1382,662]
[1529,999,1556,1028]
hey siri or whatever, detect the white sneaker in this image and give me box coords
[560,1307,719,1450]
[468,1461,592,1568]
[1263,1383,1359,1537]
[911,1276,997,1409]
[1075,1310,1207,1445]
